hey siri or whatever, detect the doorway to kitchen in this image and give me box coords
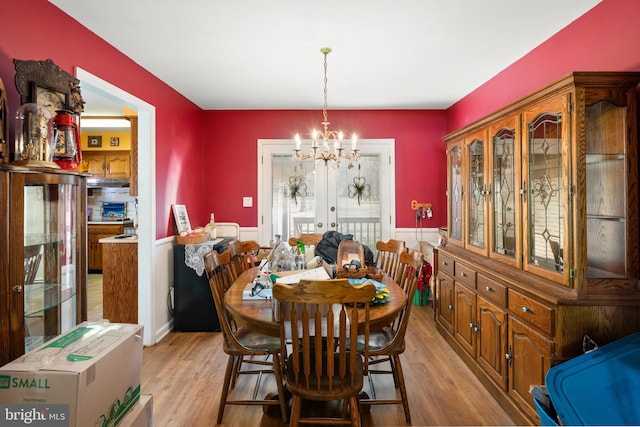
[75,68,155,342]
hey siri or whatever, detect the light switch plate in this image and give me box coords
[243,197,253,207]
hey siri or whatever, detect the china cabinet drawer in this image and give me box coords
[454,261,476,289]
[477,273,507,307]
[508,290,554,336]
[438,253,454,277]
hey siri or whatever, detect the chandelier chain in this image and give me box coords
[293,47,359,169]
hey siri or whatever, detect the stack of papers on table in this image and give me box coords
[274,267,331,284]
[242,267,331,300]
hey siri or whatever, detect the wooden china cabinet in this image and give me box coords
[435,72,640,424]
[0,165,87,365]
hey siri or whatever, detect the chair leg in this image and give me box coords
[217,354,236,424]
[389,355,400,388]
[271,353,288,423]
[289,395,302,427]
[349,395,361,427]
[393,354,411,423]
[230,356,242,388]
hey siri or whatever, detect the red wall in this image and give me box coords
[0,0,205,239]
[447,0,640,131]
[202,110,447,228]
[1,0,639,238]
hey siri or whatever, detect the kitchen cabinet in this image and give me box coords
[0,165,87,365]
[436,72,640,424]
[88,222,131,272]
[82,151,130,180]
[101,237,137,323]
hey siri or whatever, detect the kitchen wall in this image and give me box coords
[87,188,137,223]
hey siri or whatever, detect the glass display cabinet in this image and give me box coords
[0,166,87,365]
[437,72,640,424]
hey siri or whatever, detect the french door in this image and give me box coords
[258,139,395,250]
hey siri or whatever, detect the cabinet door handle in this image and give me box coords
[505,346,513,366]
[448,304,453,311]
[521,305,535,315]
[12,285,23,293]
[485,285,495,293]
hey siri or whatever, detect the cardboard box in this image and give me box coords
[0,322,143,427]
[119,394,153,427]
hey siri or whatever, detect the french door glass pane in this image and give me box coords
[270,155,316,242]
[336,155,381,250]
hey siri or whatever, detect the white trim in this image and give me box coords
[75,68,158,346]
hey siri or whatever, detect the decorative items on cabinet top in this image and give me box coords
[13,59,84,113]
[11,58,85,171]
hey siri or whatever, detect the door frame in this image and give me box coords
[257,139,396,245]
[75,68,157,345]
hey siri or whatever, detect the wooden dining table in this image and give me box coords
[224,266,407,336]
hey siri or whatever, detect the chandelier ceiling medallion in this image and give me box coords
[294,47,359,169]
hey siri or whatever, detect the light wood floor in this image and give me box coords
[87,276,520,426]
[87,274,104,321]
[139,303,520,426]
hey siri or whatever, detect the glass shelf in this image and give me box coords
[24,283,76,317]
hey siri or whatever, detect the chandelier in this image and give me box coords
[294,47,359,168]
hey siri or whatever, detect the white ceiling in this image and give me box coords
[50,0,601,115]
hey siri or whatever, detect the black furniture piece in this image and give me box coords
[173,238,233,331]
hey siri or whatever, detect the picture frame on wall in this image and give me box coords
[110,137,120,147]
[88,135,102,147]
[172,204,192,234]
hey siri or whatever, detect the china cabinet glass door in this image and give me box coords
[489,116,521,267]
[447,142,463,245]
[8,172,82,358]
[584,101,628,279]
[522,97,570,284]
[465,131,489,255]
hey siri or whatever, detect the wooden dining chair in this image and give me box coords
[228,239,261,276]
[273,279,376,427]
[287,233,323,248]
[374,239,406,282]
[203,249,288,424]
[360,250,423,423]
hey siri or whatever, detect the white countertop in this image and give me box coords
[99,235,138,244]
